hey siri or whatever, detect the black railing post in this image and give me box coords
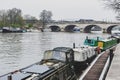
[73,43,75,48]
[8,75,12,80]
[110,49,114,63]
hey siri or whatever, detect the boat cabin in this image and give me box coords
[98,38,117,50]
[43,47,74,63]
[84,37,100,46]
[0,47,76,80]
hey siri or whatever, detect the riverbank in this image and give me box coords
[106,43,120,80]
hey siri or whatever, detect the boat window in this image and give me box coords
[82,53,86,60]
[44,50,66,61]
[52,51,66,61]
[44,50,53,59]
[87,39,92,44]
[74,51,81,61]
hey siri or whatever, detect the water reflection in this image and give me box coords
[0,32,110,75]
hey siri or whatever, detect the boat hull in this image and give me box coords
[2,29,26,33]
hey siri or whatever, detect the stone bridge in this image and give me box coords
[47,23,120,33]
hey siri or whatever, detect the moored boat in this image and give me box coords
[84,36,118,51]
[111,28,120,34]
[0,47,77,80]
[2,27,26,33]
[73,46,97,74]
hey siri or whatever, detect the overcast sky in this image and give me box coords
[0,0,117,21]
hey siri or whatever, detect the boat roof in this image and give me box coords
[53,47,73,53]
[86,37,104,41]
[99,38,115,42]
[0,61,65,80]
[73,46,95,52]
[0,72,31,80]
[73,48,86,52]
[22,65,50,74]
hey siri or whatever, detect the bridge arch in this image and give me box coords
[64,25,79,32]
[84,25,102,33]
[49,25,61,32]
[106,25,119,34]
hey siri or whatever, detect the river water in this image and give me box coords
[0,32,110,75]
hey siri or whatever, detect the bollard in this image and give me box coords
[117,39,119,43]
[8,75,12,80]
[97,37,99,41]
[110,49,114,63]
[86,36,88,40]
[73,43,75,48]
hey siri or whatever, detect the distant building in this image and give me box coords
[79,19,94,22]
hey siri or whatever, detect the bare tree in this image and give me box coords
[0,10,8,27]
[7,8,24,27]
[103,0,120,20]
[39,10,52,31]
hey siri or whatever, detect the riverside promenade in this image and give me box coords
[106,43,120,80]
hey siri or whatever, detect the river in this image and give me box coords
[0,32,110,75]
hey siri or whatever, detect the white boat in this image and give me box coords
[28,29,41,32]
[91,31,102,34]
[111,26,120,34]
[73,46,96,64]
[111,29,120,34]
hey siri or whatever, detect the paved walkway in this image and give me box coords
[106,43,120,80]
